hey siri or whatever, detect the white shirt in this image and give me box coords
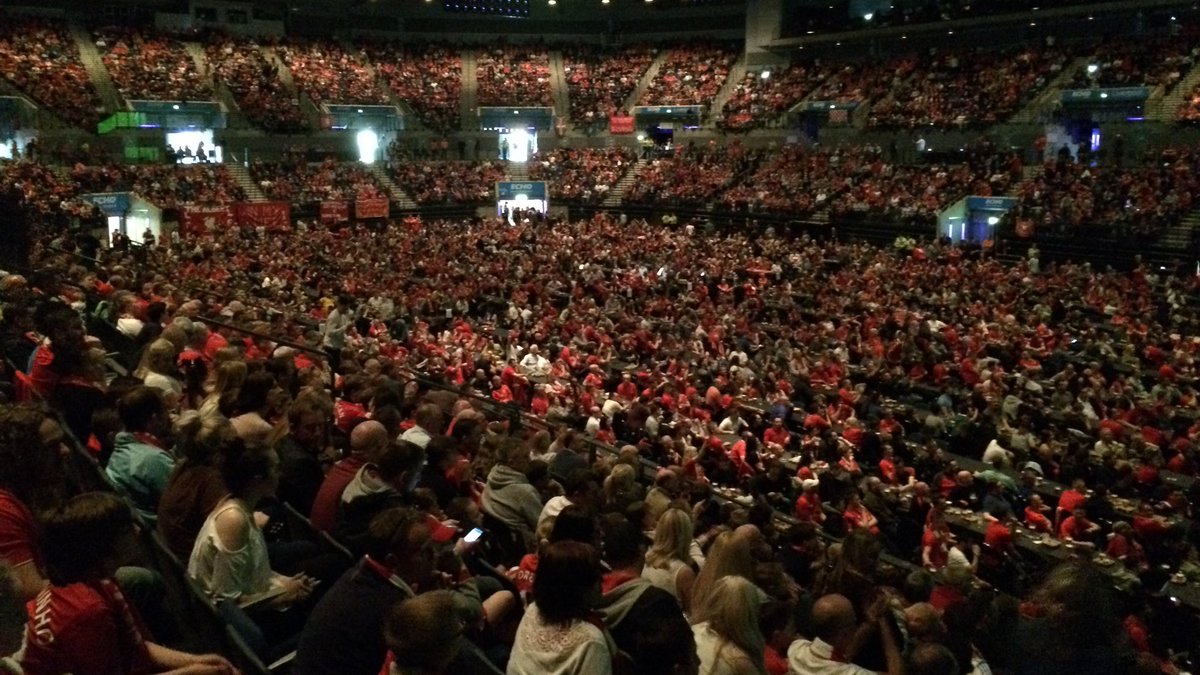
[507,604,612,675]
[520,352,550,376]
[399,425,432,449]
[787,637,878,675]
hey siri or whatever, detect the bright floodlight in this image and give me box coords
[863,12,873,20]
[760,70,771,80]
[1087,64,1099,74]
[356,129,379,165]
[987,216,1000,226]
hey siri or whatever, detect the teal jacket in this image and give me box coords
[106,432,175,524]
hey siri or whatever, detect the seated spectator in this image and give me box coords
[640,506,697,610]
[206,35,307,133]
[0,16,103,128]
[365,41,461,131]
[105,386,174,524]
[528,148,637,204]
[309,420,390,532]
[250,153,387,207]
[276,38,388,105]
[15,491,235,675]
[639,43,738,106]
[481,439,544,544]
[158,408,235,559]
[788,593,903,675]
[563,44,654,129]
[509,540,613,675]
[381,590,466,675]
[691,575,767,675]
[386,157,506,206]
[293,506,481,675]
[718,62,834,131]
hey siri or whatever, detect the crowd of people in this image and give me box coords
[475,45,553,108]
[638,43,738,107]
[365,41,462,132]
[70,162,247,209]
[562,44,654,130]
[866,44,1072,130]
[94,26,211,103]
[1069,38,1199,91]
[386,158,506,205]
[527,147,637,204]
[249,152,387,207]
[0,16,102,129]
[1010,147,1200,238]
[716,63,835,132]
[276,38,388,107]
[2,174,1200,672]
[205,35,308,134]
[623,141,752,207]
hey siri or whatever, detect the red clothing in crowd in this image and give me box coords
[1057,488,1087,516]
[1024,506,1052,533]
[984,520,1014,549]
[18,580,155,675]
[309,455,368,532]
[794,493,824,523]
[0,490,43,571]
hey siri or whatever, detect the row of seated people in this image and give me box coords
[1176,80,1200,124]
[93,25,211,103]
[623,141,753,206]
[364,41,462,132]
[387,157,506,205]
[249,154,387,206]
[1011,148,1200,238]
[527,147,637,204]
[205,35,308,134]
[866,43,1073,130]
[808,57,916,106]
[1069,38,1199,91]
[0,16,102,129]
[638,43,738,106]
[716,62,837,132]
[476,46,553,108]
[562,44,655,128]
[13,199,1200,673]
[276,38,388,106]
[70,163,247,209]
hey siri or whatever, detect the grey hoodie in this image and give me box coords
[481,463,543,536]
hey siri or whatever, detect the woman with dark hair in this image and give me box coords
[14,491,236,675]
[508,504,597,594]
[230,371,281,446]
[0,404,69,600]
[508,540,613,675]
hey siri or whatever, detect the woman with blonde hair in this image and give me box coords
[602,462,640,513]
[641,507,697,610]
[691,575,766,675]
[201,359,248,418]
[690,531,756,624]
[134,338,183,408]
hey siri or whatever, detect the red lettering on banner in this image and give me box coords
[180,204,235,235]
[320,200,350,224]
[234,202,291,232]
[355,197,390,220]
[610,114,635,134]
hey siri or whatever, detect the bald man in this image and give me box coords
[787,593,903,675]
[310,420,389,531]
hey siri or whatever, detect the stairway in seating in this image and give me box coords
[226,163,267,202]
[460,49,478,131]
[1009,56,1088,124]
[601,158,647,207]
[69,23,124,113]
[261,46,321,130]
[708,56,746,125]
[506,162,530,181]
[623,50,668,111]
[1005,164,1043,198]
[1150,59,1200,122]
[368,164,418,210]
[1160,209,1200,250]
[548,50,571,128]
[184,41,252,130]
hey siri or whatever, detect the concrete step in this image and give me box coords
[548,50,570,126]
[602,158,647,207]
[226,163,267,202]
[708,56,746,125]
[1009,55,1090,125]
[624,51,667,112]
[70,22,124,113]
[368,164,418,210]
[461,49,478,132]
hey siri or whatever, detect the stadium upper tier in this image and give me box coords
[3,17,1200,133]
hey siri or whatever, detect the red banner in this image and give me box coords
[610,114,635,134]
[235,202,291,232]
[320,200,350,224]
[355,197,390,220]
[180,204,234,235]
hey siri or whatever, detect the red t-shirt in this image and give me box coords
[18,580,154,675]
[309,455,367,532]
[1025,507,1052,533]
[794,493,823,522]
[508,553,539,594]
[922,527,948,569]
[985,520,1013,549]
[764,645,789,675]
[1057,489,1087,515]
[0,490,43,571]
[1059,515,1092,542]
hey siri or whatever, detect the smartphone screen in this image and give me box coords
[464,527,484,543]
